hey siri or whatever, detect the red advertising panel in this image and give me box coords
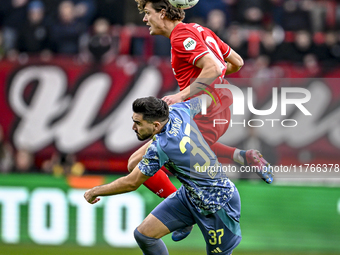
[1,58,340,173]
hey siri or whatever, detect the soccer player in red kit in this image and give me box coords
[130,0,273,241]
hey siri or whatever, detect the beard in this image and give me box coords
[136,131,152,141]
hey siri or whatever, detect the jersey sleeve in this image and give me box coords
[190,97,204,117]
[210,29,231,59]
[172,29,209,66]
[178,97,203,118]
[137,139,162,177]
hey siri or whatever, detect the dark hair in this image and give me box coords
[135,0,185,21]
[133,96,169,122]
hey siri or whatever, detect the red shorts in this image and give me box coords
[194,88,233,146]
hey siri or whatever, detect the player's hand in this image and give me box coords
[162,93,183,105]
[84,189,100,204]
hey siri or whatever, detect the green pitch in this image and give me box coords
[0,244,338,255]
[1,175,339,254]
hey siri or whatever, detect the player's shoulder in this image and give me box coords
[155,114,182,151]
[169,102,191,116]
[144,137,159,157]
[173,23,220,42]
[166,107,188,132]
[174,23,204,36]
[171,23,209,51]
[172,23,201,38]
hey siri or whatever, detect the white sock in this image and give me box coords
[233,149,245,165]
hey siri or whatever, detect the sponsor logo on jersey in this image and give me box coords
[211,247,223,253]
[183,37,196,50]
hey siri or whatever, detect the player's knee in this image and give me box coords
[134,228,154,245]
[134,228,141,242]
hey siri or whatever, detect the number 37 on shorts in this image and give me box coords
[209,228,224,245]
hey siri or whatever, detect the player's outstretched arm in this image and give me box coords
[84,167,150,204]
[182,54,223,99]
[162,54,222,105]
[225,48,244,75]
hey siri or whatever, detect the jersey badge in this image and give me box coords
[183,37,196,51]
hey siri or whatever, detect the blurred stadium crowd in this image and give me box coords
[0,124,85,175]
[1,0,340,176]
[0,0,340,67]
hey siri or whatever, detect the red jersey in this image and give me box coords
[170,23,231,91]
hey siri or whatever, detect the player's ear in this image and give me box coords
[160,9,166,19]
[153,121,162,132]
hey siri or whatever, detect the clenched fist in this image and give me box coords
[84,188,101,204]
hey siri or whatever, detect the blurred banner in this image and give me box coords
[0,175,339,252]
[0,57,177,172]
[0,58,340,172]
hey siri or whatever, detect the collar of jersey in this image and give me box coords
[160,119,170,134]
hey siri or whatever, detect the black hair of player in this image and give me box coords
[133,96,169,123]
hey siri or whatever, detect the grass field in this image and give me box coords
[1,244,339,255]
[1,177,339,255]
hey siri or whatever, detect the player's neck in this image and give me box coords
[155,119,169,134]
[163,20,182,38]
